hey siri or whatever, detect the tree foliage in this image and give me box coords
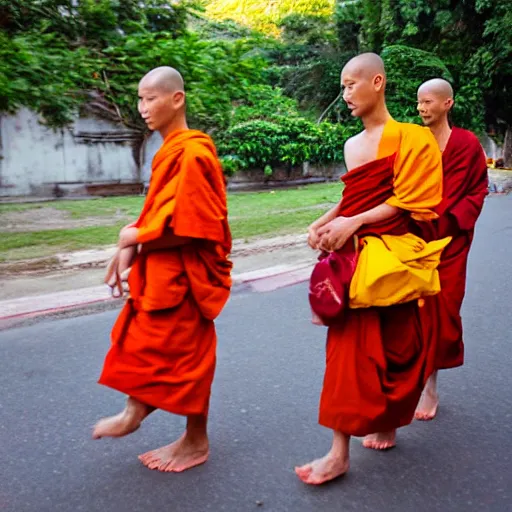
[1,0,510,173]
[203,0,335,35]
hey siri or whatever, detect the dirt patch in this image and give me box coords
[0,207,128,232]
[0,257,62,276]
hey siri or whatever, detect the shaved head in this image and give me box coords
[418,78,453,100]
[139,66,185,93]
[138,66,187,136]
[341,53,387,119]
[342,53,386,81]
[417,78,454,128]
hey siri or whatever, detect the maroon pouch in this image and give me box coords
[308,237,358,326]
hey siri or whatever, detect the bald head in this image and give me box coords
[138,66,187,135]
[418,78,453,100]
[139,66,184,93]
[417,78,454,128]
[342,53,386,82]
[340,53,387,119]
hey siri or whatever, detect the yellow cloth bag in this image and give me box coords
[349,233,451,308]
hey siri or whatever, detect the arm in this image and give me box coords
[139,232,193,253]
[448,166,488,233]
[118,227,192,252]
[353,203,399,226]
[311,202,341,230]
[317,203,399,252]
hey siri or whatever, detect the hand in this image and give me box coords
[307,223,321,250]
[317,216,362,252]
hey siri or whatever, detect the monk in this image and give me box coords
[414,78,488,420]
[92,66,233,474]
[295,53,444,485]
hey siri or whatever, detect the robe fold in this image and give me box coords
[319,119,443,436]
[413,127,488,369]
[98,129,232,416]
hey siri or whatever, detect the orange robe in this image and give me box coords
[98,129,232,416]
[319,119,443,436]
[413,127,488,369]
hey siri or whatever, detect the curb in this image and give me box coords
[0,261,314,324]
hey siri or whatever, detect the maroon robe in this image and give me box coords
[320,155,438,436]
[414,127,488,369]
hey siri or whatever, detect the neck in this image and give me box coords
[429,117,452,151]
[159,116,189,140]
[361,101,392,131]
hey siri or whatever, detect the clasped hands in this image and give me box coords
[308,215,362,252]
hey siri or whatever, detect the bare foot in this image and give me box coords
[414,387,439,421]
[138,434,209,473]
[415,372,439,421]
[295,453,349,485]
[362,430,396,450]
[92,397,152,439]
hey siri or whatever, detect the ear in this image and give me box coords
[445,98,454,110]
[173,90,186,108]
[374,74,385,92]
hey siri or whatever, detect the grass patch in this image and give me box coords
[0,182,342,262]
[0,197,145,219]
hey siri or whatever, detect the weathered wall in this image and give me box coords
[479,133,502,160]
[2,109,500,198]
[0,109,140,197]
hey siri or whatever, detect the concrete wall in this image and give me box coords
[480,133,502,160]
[0,109,140,197]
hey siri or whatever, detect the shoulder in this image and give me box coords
[182,132,223,180]
[344,132,363,151]
[451,126,481,148]
[399,122,436,143]
[183,133,219,164]
[449,127,486,162]
[396,122,439,157]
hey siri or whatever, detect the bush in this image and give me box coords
[382,45,453,123]
[217,116,349,173]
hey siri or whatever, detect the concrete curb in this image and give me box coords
[0,234,310,276]
[0,261,313,323]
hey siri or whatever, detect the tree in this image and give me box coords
[203,0,335,35]
[470,0,512,166]
[381,45,453,123]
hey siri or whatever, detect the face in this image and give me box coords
[137,82,185,132]
[341,67,384,118]
[417,89,453,126]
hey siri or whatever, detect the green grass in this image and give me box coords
[0,183,342,262]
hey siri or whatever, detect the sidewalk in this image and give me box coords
[0,234,316,323]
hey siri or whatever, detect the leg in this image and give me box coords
[138,414,210,473]
[92,396,154,439]
[295,430,350,485]
[362,430,396,450]
[414,371,439,421]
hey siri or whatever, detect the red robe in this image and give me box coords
[319,119,443,436]
[98,129,232,416]
[414,127,488,369]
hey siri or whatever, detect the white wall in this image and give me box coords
[0,109,140,197]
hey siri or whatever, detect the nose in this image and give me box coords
[138,101,148,117]
[417,103,425,113]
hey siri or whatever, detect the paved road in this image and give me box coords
[1,196,511,512]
